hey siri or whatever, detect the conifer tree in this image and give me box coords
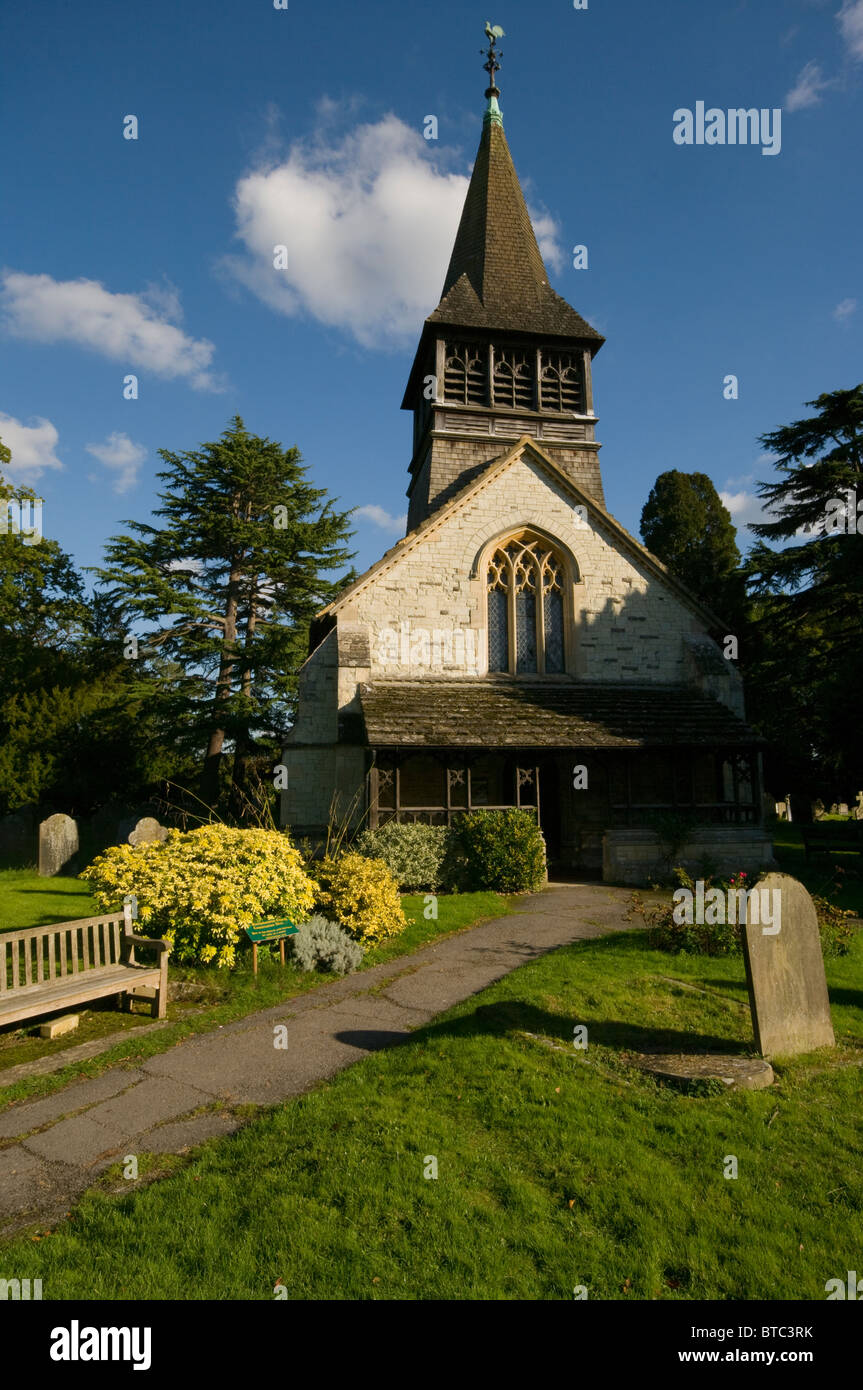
[95,416,355,813]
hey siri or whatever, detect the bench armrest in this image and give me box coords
[123,934,171,954]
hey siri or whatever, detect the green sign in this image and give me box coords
[245,918,298,943]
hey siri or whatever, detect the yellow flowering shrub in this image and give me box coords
[80,825,316,968]
[313,852,406,945]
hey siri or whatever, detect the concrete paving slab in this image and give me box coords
[135,1111,241,1155]
[22,1114,130,1167]
[85,1076,216,1135]
[0,1069,145,1140]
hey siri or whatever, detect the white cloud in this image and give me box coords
[0,412,62,482]
[833,296,857,320]
[720,485,775,535]
[0,272,221,390]
[86,431,147,493]
[354,503,407,532]
[839,1,863,60]
[785,60,833,110]
[529,210,565,274]
[222,115,472,349]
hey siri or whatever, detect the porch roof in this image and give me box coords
[357,680,761,750]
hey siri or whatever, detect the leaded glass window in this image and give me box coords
[486,535,568,675]
[488,583,509,672]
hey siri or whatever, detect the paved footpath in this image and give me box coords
[0,883,637,1235]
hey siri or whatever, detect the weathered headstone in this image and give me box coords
[853,792,863,822]
[741,872,835,1057]
[126,816,168,847]
[830,802,839,815]
[837,802,849,817]
[811,799,825,821]
[38,813,79,877]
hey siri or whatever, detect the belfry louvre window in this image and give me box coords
[487,536,566,675]
[540,350,584,413]
[444,341,488,405]
[493,347,534,409]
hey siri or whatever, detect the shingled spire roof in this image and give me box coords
[428,100,603,342]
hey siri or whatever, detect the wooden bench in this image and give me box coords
[802,821,863,859]
[0,903,169,1029]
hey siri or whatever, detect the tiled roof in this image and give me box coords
[428,120,604,343]
[358,680,760,748]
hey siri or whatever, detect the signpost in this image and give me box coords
[245,918,298,974]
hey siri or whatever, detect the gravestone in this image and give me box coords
[741,872,835,1057]
[811,799,826,821]
[126,816,169,847]
[38,813,79,877]
[837,802,849,817]
[830,803,839,815]
[853,792,863,822]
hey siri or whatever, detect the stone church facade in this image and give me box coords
[281,76,774,884]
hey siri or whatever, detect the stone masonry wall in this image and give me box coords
[335,448,739,699]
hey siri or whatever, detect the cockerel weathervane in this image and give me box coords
[481,22,505,98]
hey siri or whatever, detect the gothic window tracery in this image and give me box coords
[540,350,584,413]
[493,347,534,409]
[444,341,488,405]
[486,535,567,675]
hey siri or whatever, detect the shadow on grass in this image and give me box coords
[335,999,746,1057]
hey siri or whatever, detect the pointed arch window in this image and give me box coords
[493,347,534,409]
[487,536,566,675]
[540,350,584,413]
[444,341,488,405]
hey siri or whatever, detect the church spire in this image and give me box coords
[401,25,605,530]
[427,27,602,341]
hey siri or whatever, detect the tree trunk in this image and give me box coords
[200,563,242,811]
[229,589,259,820]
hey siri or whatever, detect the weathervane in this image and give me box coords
[481,21,505,98]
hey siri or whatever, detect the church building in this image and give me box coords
[281,40,774,884]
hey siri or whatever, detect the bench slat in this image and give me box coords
[0,939,6,993]
[47,931,56,982]
[11,939,19,991]
[0,963,163,1026]
[59,930,67,978]
[80,922,90,972]
[24,937,32,987]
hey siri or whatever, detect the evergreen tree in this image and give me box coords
[743,385,863,789]
[94,416,355,814]
[640,470,741,619]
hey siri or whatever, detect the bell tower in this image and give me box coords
[402,27,606,531]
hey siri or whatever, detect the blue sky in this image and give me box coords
[1,0,861,583]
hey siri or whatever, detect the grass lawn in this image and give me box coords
[0,882,515,1102]
[0,870,97,931]
[2,924,861,1300]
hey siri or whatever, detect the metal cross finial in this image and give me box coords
[481,21,505,97]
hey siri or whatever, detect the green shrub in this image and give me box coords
[80,824,316,968]
[289,915,364,974]
[640,868,856,958]
[354,821,449,891]
[448,809,546,894]
[312,852,407,945]
[811,895,856,957]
